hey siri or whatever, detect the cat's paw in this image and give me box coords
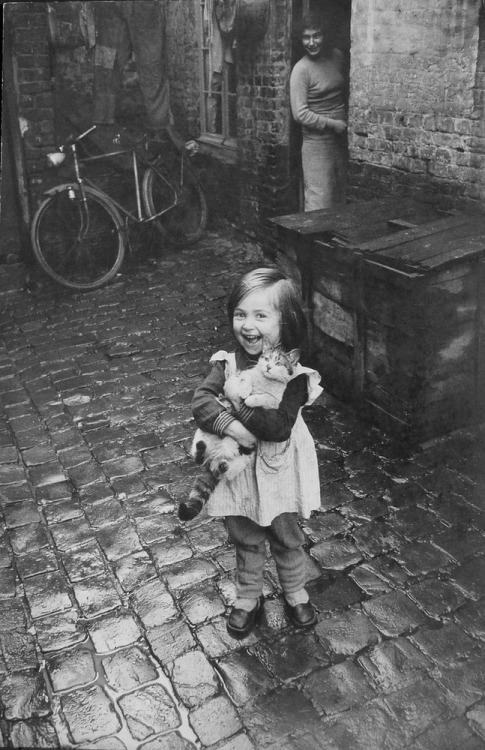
[243,395,257,408]
[217,460,229,475]
[244,394,264,408]
[178,499,203,521]
[238,382,252,400]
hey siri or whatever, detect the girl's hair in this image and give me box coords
[227,267,309,359]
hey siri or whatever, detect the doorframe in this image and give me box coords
[289,0,352,212]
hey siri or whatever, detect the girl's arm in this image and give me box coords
[233,374,308,442]
[192,361,233,434]
[191,362,256,447]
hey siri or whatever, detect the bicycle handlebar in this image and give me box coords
[62,125,97,149]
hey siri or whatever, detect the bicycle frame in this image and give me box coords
[66,138,181,225]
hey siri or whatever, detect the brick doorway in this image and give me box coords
[290,0,352,211]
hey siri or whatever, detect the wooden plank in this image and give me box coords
[366,321,423,377]
[312,238,356,265]
[313,328,354,400]
[366,352,476,402]
[314,326,353,363]
[412,392,477,440]
[367,316,476,371]
[313,273,353,308]
[387,218,418,230]
[423,371,476,404]
[370,220,485,268]
[365,385,477,442]
[364,382,417,419]
[312,291,354,346]
[420,233,485,269]
[475,258,485,420]
[359,215,470,256]
[363,398,412,435]
[270,197,441,243]
[352,252,366,398]
[364,267,478,332]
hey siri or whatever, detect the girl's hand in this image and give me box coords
[326,118,347,134]
[224,421,257,449]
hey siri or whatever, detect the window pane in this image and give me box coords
[228,93,237,138]
[202,2,210,46]
[203,50,211,90]
[205,92,222,134]
[227,61,236,94]
[198,0,237,143]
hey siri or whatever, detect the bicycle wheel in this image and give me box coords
[31,185,125,291]
[142,153,207,246]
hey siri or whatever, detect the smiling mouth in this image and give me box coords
[242,335,260,345]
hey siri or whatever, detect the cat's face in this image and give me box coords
[259,346,300,381]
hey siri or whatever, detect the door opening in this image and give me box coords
[290,0,352,212]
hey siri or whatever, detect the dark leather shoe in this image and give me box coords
[227,597,263,639]
[286,600,317,629]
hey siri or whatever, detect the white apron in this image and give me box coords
[205,351,323,526]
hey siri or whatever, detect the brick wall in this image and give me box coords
[5,0,485,265]
[348,0,485,209]
[165,0,200,140]
[235,0,295,243]
[5,2,55,211]
[165,0,296,243]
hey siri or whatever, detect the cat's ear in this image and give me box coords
[287,349,300,365]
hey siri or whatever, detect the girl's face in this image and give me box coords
[233,288,282,357]
[302,27,324,57]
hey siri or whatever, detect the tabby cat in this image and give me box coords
[178,346,300,521]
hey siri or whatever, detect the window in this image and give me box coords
[196,0,237,155]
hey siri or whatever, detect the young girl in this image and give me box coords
[191,268,322,639]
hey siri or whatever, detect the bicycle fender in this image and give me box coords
[42,184,124,227]
[43,184,110,201]
[43,183,78,196]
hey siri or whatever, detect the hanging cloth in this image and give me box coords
[92,0,171,129]
[204,0,234,86]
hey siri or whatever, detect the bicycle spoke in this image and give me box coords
[142,153,207,246]
[32,188,125,290]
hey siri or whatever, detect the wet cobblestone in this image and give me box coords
[0,230,484,748]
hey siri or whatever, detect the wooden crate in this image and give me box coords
[270,199,485,442]
[357,214,485,441]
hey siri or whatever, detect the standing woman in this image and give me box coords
[290,12,348,211]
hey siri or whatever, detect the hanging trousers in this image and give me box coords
[93,0,170,128]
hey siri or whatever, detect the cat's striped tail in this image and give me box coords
[178,467,219,521]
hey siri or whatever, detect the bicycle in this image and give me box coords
[31,125,208,290]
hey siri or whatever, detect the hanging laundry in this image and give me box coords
[92,1,171,130]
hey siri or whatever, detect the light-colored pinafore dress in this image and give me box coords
[205,351,323,526]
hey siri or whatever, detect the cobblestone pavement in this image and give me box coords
[1,230,485,750]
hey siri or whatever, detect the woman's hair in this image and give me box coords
[293,11,331,48]
[227,267,309,358]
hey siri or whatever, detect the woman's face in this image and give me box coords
[302,27,324,57]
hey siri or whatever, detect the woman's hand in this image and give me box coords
[326,118,347,134]
[224,421,257,449]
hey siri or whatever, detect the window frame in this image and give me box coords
[195,0,238,160]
